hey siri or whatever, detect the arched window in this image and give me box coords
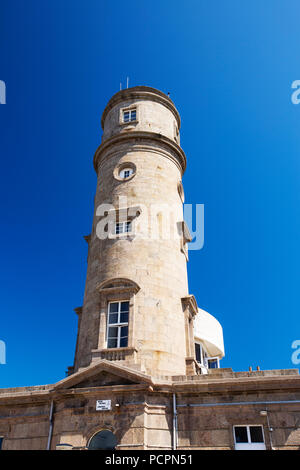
[88,430,117,450]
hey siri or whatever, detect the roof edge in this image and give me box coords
[101,86,181,130]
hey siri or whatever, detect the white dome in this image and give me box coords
[194,308,225,358]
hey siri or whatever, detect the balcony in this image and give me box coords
[91,347,138,363]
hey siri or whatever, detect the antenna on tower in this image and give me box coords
[120,82,122,91]
[127,77,129,89]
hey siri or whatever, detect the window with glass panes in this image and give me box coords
[115,221,131,234]
[207,357,219,369]
[119,168,133,179]
[195,342,208,365]
[195,343,202,363]
[107,301,129,348]
[234,425,264,445]
[123,109,136,123]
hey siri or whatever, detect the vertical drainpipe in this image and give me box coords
[172,393,178,450]
[47,400,54,450]
[266,410,274,450]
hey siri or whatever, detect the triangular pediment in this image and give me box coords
[72,370,137,388]
[54,360,153,390]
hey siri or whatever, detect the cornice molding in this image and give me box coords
[0,369,299,404]
[93,131,187,175]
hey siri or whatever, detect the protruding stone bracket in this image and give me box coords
[178,221,193,262]
[74,307,83,316]
[181,295,198,318]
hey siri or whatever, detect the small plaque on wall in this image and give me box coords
[96,399,111,411]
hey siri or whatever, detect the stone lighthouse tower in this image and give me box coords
[3,86,300,452]
[73,86,201,378]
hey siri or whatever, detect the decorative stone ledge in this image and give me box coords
[170,368,300,383]
[91,347,138,363]
[93,131,187,175]
[96,278,140,295]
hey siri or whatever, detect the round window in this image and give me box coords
[113,162,136,181]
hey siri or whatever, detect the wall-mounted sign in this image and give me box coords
[96,399,111,411]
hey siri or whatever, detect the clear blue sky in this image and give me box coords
[0,0,299,387]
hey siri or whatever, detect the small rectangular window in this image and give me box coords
[0,437,3,450]
[123,109,137,123]
[115,221,132,235]
[207,357,220,369]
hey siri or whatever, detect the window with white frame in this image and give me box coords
[195,342,202,364]
[195,342,220,369]
[107,301,129,348]
[207,357,220,369]
[123,108,137,123]
[233,425,266,450]
[115,220,132,235]
[119,167,133,179]
[194,342,207,365]
[114,163,136,182]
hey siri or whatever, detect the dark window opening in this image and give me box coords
[250,426,264,443]
[234,426,248,443]
[88,430,117,450]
